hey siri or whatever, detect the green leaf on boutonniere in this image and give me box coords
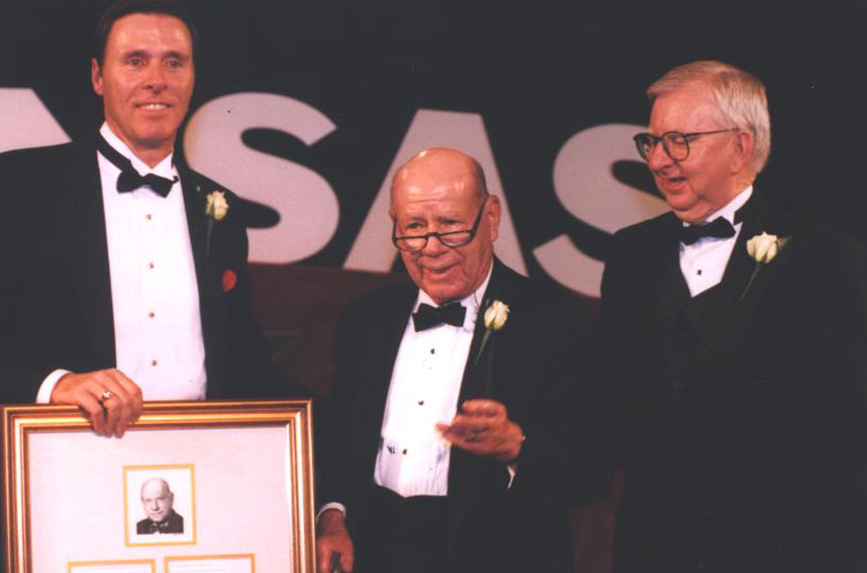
[473,300,509,366]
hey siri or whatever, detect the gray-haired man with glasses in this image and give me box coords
[601,60,867,573]
[316,148,606,573]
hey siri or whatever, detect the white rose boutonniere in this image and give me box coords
[204,190,229,256]
[205,190,229,221]
[473,300,509,365]
[484,300,509,330]
[740,232,790,301]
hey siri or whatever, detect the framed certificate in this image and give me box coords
[2,400,315,573]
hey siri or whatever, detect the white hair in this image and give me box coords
[648,60,771,173]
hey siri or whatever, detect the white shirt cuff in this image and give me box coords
[36,369,70,404]
[507,465,517,489]
[316,502,347,522]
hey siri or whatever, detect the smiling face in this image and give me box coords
[91,13,194,166]
[647,81,751,223]
[140,478,174,524]
[391,149,501,305]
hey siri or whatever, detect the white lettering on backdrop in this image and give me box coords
[0,89,665,297]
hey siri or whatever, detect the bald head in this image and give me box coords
[391,148,488,208]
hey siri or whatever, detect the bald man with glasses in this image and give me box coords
[316,148,606,573]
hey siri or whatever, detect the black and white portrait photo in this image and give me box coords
[124,465,196,546]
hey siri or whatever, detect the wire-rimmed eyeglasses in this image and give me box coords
[392,198,488,252]
[633,129,738,162]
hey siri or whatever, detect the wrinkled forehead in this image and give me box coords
[650,83,722,131]
[391,177,481,222]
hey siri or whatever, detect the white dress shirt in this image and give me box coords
[679,186,753,297]
[373,269,493,498]
[36,123,207,402]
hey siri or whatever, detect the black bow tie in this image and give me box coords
[147,519,171,533]
[96,134,177,197]
[412,302,466,331]
[679,217,736,245]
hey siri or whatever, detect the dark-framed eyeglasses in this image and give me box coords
[392,198,488,252]
[632,129,738,162]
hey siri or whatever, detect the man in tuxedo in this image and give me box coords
[0,0,283,436]
[315,148,606,573]
[137,477,184,534]
[601,60,867,572]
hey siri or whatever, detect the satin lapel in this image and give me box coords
[53,141,115,366]
[180,170,209,291]
[360,287,418,461]
[635,216,688,403]
[457,267,501,405]
[179,170,223,391]
[708,199,795,365]
[355,287,417,485]
[447,260,515,552]
[719,209,763,302]
[676,197,797,435]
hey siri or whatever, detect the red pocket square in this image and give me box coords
[222,269,237,293]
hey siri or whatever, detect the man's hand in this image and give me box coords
[437,399,524,462]
[316,509,354,573]
[50,369,143,437]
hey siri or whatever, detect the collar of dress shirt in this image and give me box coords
[99,122,177,180]
[683,185,753,230]
[413,263,494,333]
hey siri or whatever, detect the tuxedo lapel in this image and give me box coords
[670,195,799,437]
[719,201,764,302]
[642,213,688,304]
[179,170,209,287]
[705,196,797,370]
[458,269,500,404]
[360,287,418,466]
[448,260,516,553]
[52,140,115,367]
[178,169,225,393]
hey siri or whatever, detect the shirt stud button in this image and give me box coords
[151,359,158,366]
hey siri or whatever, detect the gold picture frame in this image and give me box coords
[68,559,156,573]
[2,400,315,573]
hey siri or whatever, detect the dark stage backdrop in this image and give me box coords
[2,0,865,392]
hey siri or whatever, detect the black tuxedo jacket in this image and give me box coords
[136,509,184,534]
[319,259,607,573]
[0,135,284,404]
[600,194,867,573]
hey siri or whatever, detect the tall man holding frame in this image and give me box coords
[0,0,285,436]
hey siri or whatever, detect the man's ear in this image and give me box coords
[731,130,754,173]
[91,58,104,96]
[486,195,502,243]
